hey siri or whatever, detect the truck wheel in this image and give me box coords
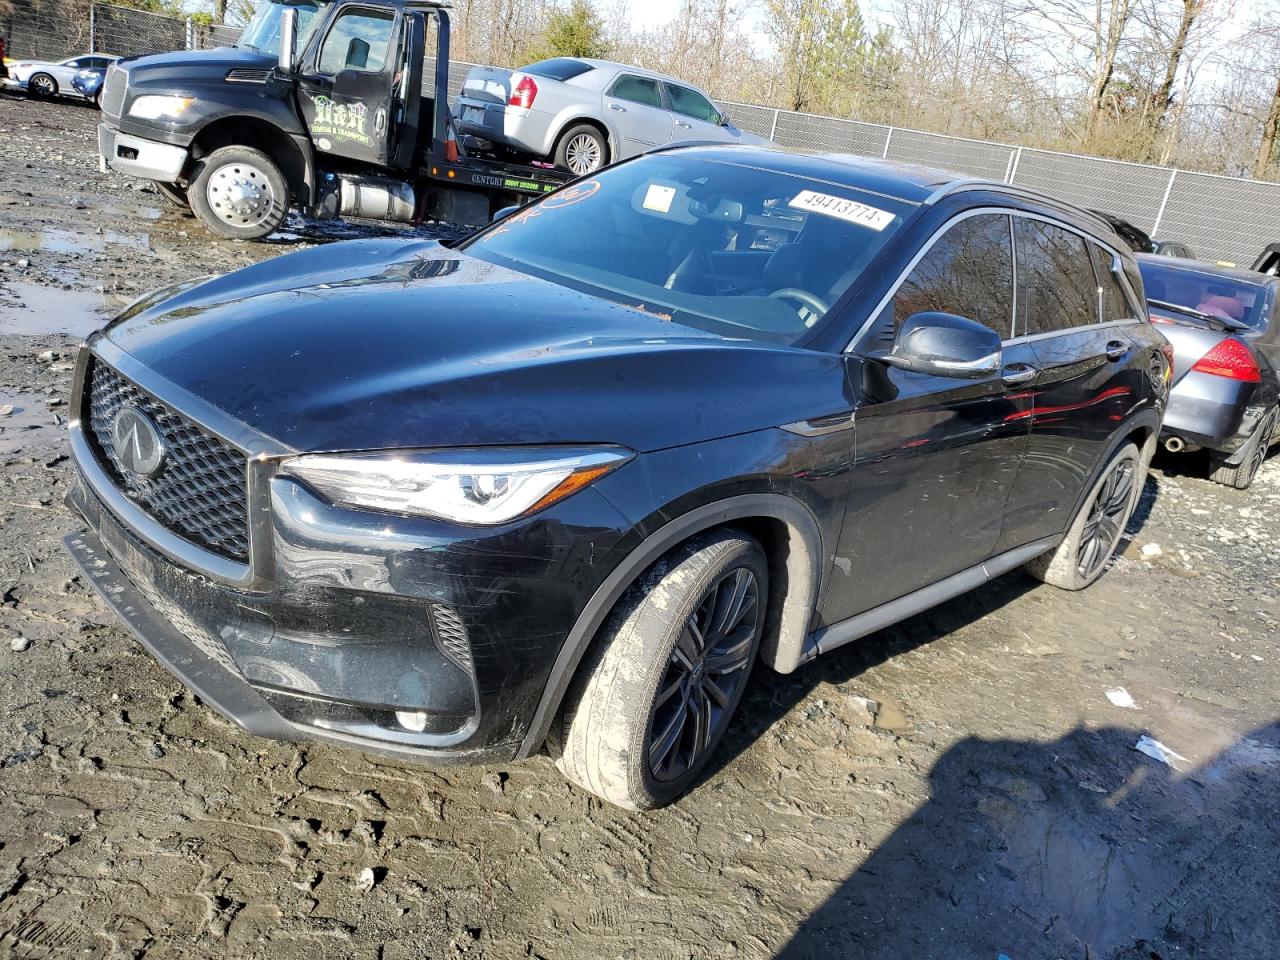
[155,181,193,215]
[189,146,289,241]
[553,124,608,176]
[554,530,767,810]
[28,73,57,97]
[1025,442,1140,591]
[1210,406,1277,490]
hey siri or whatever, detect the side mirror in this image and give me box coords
[877,311,1001,379]
[491,204,520,223]
[278,7,298,72]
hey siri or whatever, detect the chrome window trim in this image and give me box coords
[845,206,1136,354]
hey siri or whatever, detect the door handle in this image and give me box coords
[676,120,692,129]
[1105,340,1129,361]
[609,103,626,112]
[1001,362,1039,386]
[374,107,386,134]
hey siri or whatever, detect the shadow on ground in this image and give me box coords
[773,719,1280,959]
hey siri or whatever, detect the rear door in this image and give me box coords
[995,218,1148,552]
[297,4,401,167]
[602,74,673,158]
[826,211,1031,624]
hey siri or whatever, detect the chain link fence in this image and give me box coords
[3,5,1277,264]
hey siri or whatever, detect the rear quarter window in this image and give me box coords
[523,58,595,82]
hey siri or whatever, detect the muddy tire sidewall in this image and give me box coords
[554,530,767,811]
[1025,442,1141,591]
[189,146,289,241]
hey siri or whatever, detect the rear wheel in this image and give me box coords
[28,73,56,98]
[189,145,288,241]
[554,530,767,810]
[1025,442,1141,591]
[553,123,608,176]
[1210,406,1278,490]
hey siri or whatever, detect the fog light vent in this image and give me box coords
[431,605,473,673]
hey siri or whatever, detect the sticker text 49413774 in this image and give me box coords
[789,190,896,231]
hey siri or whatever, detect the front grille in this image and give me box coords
[100,64,126,120]
[85,360,251,563]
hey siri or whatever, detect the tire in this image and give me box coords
[1025,442,1141,591]
[553,123,608,176]
[27,73,57,98]
[554,530,768,810]
[1210,406,1278,490]
[155,180,194,215]
[188,145,289,241]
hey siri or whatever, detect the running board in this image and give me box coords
[801,535,1061,662]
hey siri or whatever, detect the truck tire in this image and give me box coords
[554,530,767,810]
[1210,406,1277,490]
[189,146,289,241]
[553,123,608,176]
[1025,442,1140,591]
[155,181,193,215]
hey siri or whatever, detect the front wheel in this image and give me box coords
[189,145,289,241]
[554,530,767,810]
[27,73,57,98]
[553,123,608,176]
[1211,406,1277,490]
[1025,442,1141,591]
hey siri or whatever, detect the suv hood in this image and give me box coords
[101,238,847,454]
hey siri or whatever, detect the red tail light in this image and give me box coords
[509,76,538,109]
[1191,338,1261,382]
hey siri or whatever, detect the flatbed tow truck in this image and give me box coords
[96,0,572,239]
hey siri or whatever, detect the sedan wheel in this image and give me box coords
[1211,406,1278,490]
[553,123,608,176]
[28,73,56,97]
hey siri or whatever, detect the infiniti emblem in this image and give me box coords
[111,406,166,477]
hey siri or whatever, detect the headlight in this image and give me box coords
[128,95,195,120]
[280,447,633,525]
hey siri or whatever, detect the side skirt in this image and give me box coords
[800,535,1061,663]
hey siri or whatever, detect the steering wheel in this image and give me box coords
[769,287,831,323]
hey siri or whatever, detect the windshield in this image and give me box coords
[460,154,913,344]
[238,0,326,57]
[1139,261,1269,330]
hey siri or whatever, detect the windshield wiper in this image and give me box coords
[1149,299,1249,332]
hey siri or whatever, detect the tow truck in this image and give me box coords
[96,0,572,240]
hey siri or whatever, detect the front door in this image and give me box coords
[824,212,1031,625]
[663,81,727,143]
[603,74,673,158]
[297,5,401,167]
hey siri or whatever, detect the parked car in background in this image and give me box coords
[456,57,770,175]
[1138,255,1279,489]
[71,63,106,106]
[5,53,117,100]
[1091,210,1195,259]
[1253,243,1280,276]
[64,147,1167,810]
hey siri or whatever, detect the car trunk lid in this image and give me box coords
[460,65,517,105]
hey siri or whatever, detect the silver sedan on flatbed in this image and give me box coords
[455,57,769,175]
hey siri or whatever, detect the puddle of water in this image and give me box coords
[0,282,116,336]
[0,226,151,254]
[0,392,62,456]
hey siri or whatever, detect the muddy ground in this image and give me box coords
[1,91,1278,960]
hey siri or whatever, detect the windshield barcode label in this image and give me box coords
[789,191,895,231]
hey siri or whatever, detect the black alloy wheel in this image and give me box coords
[1077,455,1136,579]
[649,566,760,783]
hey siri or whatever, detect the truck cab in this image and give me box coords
[97,0,569,239]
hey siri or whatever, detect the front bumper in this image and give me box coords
[99,122,188,182]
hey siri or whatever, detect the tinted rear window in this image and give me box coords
[1138,261,1270,330]
[523,58,595,82]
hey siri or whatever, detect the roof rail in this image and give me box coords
[924,179,1117,231]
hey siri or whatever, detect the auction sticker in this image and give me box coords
[789,190,895,231]
[643,183,677,213]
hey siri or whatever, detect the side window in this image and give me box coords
[318,9,395,75]
[1017,219,1101,333]
[666,83,719,123]
[1090,244,1134,323]
[65,58,85,68]
[888,213,1016,340]
[610,75,663,109]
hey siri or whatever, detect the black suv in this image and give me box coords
[64,147,1169,809]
